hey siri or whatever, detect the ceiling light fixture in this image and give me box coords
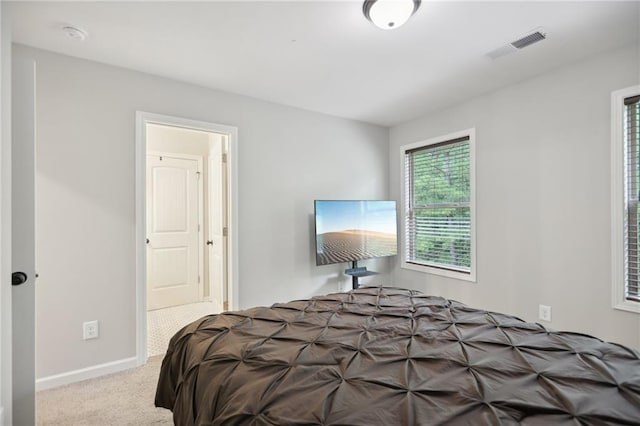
[363,0,421,30]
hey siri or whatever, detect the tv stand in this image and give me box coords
[345,260,378,290]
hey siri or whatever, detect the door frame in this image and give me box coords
[146,151,205,310]
[0,5,12,423]
[135,111,238,366]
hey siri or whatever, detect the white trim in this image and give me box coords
[134,112,147,366]
[135,111,239,367]
[399,128,477,283]
[611,86,640,314]
[35,357,138,391]
[0,6,12,425]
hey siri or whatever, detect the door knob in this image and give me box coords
[206,240,213,246]
[12,272,27,286]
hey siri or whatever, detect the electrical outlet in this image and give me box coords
[83,320,99,340]
[538,305,552,322]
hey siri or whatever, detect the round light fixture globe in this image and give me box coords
[363,0,421,30]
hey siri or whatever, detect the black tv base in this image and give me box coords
[345,260,378,290]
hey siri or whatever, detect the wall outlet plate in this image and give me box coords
[538,305,552,322]
[83,320,99,340]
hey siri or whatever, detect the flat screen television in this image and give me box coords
[314,200,398,266]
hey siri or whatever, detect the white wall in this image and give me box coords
[16,45,389,379]
[147,123,215,156]
[389,44,640,350]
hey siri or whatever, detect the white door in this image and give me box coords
[11,51,36,425]
[146,154,201,311]
[208,137,226,311]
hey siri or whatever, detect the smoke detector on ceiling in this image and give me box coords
[486,28,547,60]
[61,26,88,41]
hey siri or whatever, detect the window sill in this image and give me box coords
[613,299,640,314]
[401,262,476,282]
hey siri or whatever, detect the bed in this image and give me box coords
[155,286,640,425]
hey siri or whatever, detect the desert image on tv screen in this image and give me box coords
[315,200,397,266]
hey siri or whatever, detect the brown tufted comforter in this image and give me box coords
[155,287,640,425]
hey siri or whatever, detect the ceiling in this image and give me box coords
[6,1,640,127]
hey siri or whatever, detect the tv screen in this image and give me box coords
[314,200,398,266]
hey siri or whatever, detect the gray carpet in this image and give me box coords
[37,356,173,425]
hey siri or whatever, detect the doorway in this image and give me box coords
[135,112,238,363]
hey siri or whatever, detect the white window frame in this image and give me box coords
[611,86,640,313]
[400,128,476,282]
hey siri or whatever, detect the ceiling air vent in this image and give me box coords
[486,28,547,60]
[511,30,546,49]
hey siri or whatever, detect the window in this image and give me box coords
[401,129,476,281]
[612,86,640,313]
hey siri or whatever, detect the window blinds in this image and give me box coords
[625,95,640,301]
[404,136,471,272]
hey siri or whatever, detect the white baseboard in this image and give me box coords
[36,356,139,391]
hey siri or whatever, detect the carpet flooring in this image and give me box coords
[147,301,218,357]
[36,356,173,425]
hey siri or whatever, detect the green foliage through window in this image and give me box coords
[405,137,471,271]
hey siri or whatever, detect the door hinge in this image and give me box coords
[198,275,201,283]
[196,171,201,179]
[222,153,227,163]
[198,224,201,231]
[223,227,228,237]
